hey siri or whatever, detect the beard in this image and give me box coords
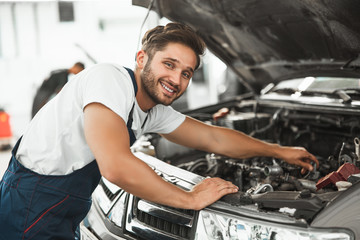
[140,60,183,106]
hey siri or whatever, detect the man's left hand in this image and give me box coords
[277,146,319,174]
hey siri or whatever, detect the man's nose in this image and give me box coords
[169,69,182,86]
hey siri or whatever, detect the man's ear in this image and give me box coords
[136,50,147,69]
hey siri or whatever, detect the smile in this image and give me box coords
[161,82,175,93]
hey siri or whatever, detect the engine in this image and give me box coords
[145,99,360,195]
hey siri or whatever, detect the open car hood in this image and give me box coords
[133,0,360,93]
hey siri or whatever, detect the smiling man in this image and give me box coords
[0,22,318,239]
[137,42,195,107]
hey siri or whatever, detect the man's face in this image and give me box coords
[140,42,197,106]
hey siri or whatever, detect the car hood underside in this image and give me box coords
[133,0,360,93]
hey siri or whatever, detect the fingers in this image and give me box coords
[201,177,239,196]
[204,177,238,192]
[301,152,319,172]
[190,177,238,210]
[297,151,319,174]
[292,147,319,172]
[215,179,238,196]
[296,160,313,172]
[308,153,319,167]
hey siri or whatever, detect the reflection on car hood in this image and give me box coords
[133,0,360,93]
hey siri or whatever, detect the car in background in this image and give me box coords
[81,0,360,239]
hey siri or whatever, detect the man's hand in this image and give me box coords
[189,177,238,210]
[276,146,319,174]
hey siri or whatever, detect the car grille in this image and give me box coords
[136,198,194,239]
[99,179,119,201]
[126,195,195,240]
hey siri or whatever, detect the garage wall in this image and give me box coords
[0,1,154,138]
[0,1,224,139]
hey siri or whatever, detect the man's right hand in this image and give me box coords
[189,177,239,210]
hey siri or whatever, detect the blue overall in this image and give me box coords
[0,67,138,239]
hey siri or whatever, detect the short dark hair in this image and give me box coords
[141,22,206,70]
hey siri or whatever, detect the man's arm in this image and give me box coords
[162,116,319,172]
[83,103,238,210]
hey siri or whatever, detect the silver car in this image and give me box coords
[81,0,360,239]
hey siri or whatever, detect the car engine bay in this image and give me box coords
[145,97,360,221]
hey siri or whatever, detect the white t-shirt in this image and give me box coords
[16,63,185,175]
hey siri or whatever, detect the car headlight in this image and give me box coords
[195,210,353,240]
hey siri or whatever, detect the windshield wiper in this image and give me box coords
[332,88,360,104]
[333,89,352,104]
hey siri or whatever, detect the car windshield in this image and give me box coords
[271,77,360,93]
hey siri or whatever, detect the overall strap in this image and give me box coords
[124,67,137,95]
[124,67,138,146]
[12,136,22,156]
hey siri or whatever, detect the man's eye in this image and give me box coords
[182,72,191,79]
[164,62,173,68]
